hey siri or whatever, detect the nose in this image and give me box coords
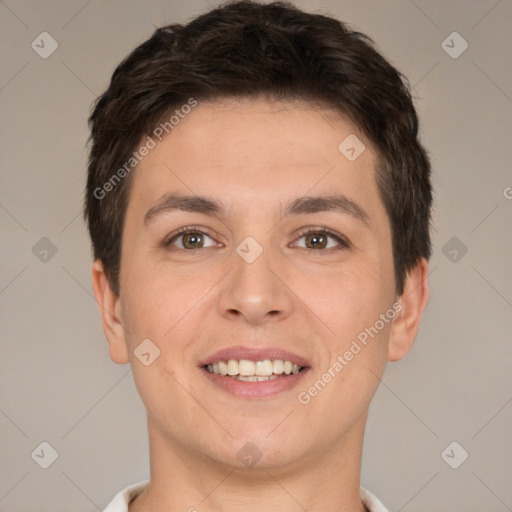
[216,245,294,326]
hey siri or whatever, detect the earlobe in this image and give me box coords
[91,260,130,364]
[388,258,430,362]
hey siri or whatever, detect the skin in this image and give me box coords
[92,97,429,512]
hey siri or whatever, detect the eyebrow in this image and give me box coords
[143,192,370,227]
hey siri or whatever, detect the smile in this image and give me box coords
[205,358,305,381]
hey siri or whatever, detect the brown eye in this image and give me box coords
[181,232,206,249]
[304,232,328,249]
[165,228,216,250]
[294,228,349,250]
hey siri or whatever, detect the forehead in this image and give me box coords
[126,98,384,223]
[155,98,368,167]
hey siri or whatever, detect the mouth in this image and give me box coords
[204,358,306,381]
[199,348,311,398]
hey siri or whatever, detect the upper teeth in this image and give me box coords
[206,359,302,376]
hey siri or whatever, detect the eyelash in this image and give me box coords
[164,226,350,251]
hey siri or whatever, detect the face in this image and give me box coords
[102,98,406,470]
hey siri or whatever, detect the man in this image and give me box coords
[85,1,432,510]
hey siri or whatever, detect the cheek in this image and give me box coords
[301,263,394,396]
[303,264,385,329]
[119,264,209,424]
[120,253,209,340]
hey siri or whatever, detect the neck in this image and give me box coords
[130,415,368,512]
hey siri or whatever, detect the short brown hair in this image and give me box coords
[84,0,432,296]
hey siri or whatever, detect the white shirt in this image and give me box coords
[103,480,390,511]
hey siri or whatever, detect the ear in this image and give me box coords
[91,260,130,364]
[388,258,430,362]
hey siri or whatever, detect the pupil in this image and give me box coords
[307,233,326,249]
[184,233,202,248]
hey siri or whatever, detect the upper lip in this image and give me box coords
[198,346,311,368]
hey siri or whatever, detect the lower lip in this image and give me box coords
[201,367,310,399]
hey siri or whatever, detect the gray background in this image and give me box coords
[1,0,511,511]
